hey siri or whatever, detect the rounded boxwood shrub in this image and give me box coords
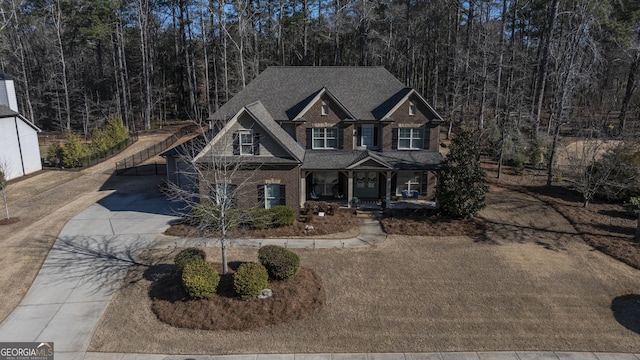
[258,245,300,280]
[174,247,206,273]
[270,205,296,227]
[233,262,269,300]
[181,259,220,299]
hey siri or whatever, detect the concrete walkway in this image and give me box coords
[0,193,638,360]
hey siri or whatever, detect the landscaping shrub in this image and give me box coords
[302,201,338,215]
[270,205,296,227]
[233,262,269,300]
[258,245,300,280]
[303,201,319,215]
[181,259,220,299]
[174,247,207,273]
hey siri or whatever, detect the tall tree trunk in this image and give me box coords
[136,0,152,130]
[533,0,559,139]
[547,120,561,186]
[618,53,639,133]
[494,0,508,118]
[51,0,71,130]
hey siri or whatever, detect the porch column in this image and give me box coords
[300,171,306,207]
[347,171,354,208]
[386,171,392,204]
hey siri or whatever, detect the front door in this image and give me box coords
[354,171,378,199]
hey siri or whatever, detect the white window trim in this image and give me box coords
[264,184,280,209]
[312,127,337,149]
[239,130,253,155]
[398,128,423,150]
[396,172,421,196]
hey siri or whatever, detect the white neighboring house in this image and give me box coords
[0,74,42,180]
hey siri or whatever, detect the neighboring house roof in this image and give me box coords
[0,105,41,132]
[302,150,443,171]
[209,67,411,122]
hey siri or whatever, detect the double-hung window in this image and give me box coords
[360,125,376,148]
[398,128,423,149]
[312,127,337,149]
[239,130,253,155]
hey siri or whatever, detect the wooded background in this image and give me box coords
[0,0,638,139]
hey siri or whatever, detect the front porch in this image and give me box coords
[301,194,436,210]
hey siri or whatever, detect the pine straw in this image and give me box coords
[164,209,359,238]
[150,263,324,331]
[0,217,19,225]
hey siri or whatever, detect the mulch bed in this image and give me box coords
[164,209,359,238]
[0,217,20,226]
[380,208,490,236]
[149,263,324,331]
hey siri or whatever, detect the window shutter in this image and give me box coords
[423,128,431,150]
[373,126,379,147]
[232,132,240,155]
[257,185,265,207]
[337,128,344,149]
[253,132,261,155]
[279,184,286,205]
[306,128,312,149]
[421,172,428,195]
[356,126,362,146]
[392,128,398,149]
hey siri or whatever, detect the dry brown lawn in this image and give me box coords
[89,185,640,354]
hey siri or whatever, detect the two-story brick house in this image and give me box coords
[164,66,445,209]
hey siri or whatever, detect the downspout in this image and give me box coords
[14,117,26,176]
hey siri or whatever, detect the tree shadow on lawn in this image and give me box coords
[611,294,640,334]
[475,219,581,251]
[592,223,636,237]
[520,184,583,203]
[598,209,636,220]
[145,261,325,331]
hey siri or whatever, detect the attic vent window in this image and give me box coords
[409,101,417,116]
[321,101,330,116]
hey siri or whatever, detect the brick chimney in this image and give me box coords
[0,73,18,112]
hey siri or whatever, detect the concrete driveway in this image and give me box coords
[0,193,180,360]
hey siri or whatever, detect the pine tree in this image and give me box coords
[437,126,488,219]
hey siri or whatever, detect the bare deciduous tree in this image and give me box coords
[564,139,627,207]
[165,127,263,275]
[0,159,11,220]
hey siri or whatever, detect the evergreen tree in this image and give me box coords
[437,126,488,219]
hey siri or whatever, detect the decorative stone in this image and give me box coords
[257,288,273,299]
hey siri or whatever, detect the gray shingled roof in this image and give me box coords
[302,150,443,170]
[244,101,305,161]
[210,67,408,122]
